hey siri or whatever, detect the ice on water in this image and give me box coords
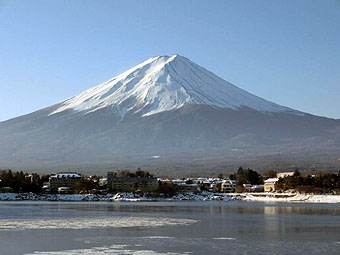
[25,244,184,255]
[0,216,198,231]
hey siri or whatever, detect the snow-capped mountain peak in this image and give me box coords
[50,54,296,118]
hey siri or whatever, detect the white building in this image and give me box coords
[264,178,279,192]
[221,179,236,193]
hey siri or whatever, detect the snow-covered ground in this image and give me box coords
[242,193,340,203]
[0,192,239,202]
[1,192,340,203]
[169,192,238,201]
[0,193,112,201]
[95,192,239,202]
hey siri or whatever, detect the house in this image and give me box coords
[49,172,82,192]
[221,179,236,193]
[207,178,222,192]
[264,178,279,192]
[198,180,211,191]
[176,183,199,193]
[107,172,158,193]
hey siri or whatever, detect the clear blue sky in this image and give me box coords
[1,0,340,121]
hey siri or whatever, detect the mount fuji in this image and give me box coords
[1,55,339,172]
[49,55,298,118]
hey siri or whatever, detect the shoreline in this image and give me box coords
[1,192,340,204]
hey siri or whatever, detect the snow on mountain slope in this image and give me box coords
[50,54,298,118]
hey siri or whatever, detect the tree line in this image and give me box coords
[227,167,340,193]
[0,170,49,193]
[275,170,340,194]
[2,168,340,194]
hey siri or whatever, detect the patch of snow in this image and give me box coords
[110,193,152,202]
[0,193,112,201]
[242,193,340,203]
[169,192,239,201]
[0,193,17,200]
[264,178,279,183]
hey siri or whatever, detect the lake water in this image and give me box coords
[0,201,339,255]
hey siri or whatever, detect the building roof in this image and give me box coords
[50,173,81,179]
[264,178,279,183]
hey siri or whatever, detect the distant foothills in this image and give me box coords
[1,167,340,197]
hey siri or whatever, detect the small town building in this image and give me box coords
[176,183,199,193]
[264,178,279,192]
[107,172,158,193]
[195,177,211,191]
[221,179,236,193]
[49,172,82,192]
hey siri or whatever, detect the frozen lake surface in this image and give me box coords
[0,201,340,254]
